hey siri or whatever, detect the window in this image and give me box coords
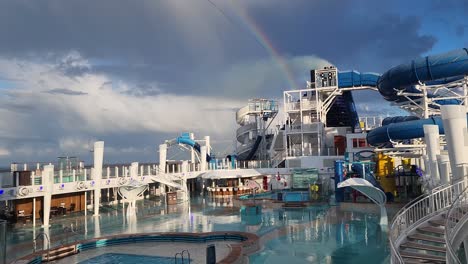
[352,138,369,148]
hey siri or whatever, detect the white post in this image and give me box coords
[423,125,441,185]
[107,167,110,179]
[93,141,104,216]
[72,169,76,182]
[205,136,211,156]
[42,164,54,227]
[159,144,167,174]
[59,170,63,183]
[32,197,36,227]
[437,154,451,185]
[115,167,119,178]
[201,146,207,171]
[84,191,87,216]
[190,133,196,163]
[440,105,468,182]
[130,162,138,178]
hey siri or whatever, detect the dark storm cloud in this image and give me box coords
[0,0,438,83]
[246,0,436,73]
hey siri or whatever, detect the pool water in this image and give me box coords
[6,197,390,263]
[78,253,178,264]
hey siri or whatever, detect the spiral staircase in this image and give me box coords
[390,177,468,264]
[235,99,278,161]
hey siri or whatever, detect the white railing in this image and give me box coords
[390,177,468,264]
[236,123,257,139]
[445,185,468,264]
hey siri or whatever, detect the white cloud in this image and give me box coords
[0,148,10,156]
[0,52,243,138]
[0,51,334,163]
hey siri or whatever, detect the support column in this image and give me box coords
[201,146,207,171]
[190,133,195,163]
[440,105,468,182]
[423,125,441,186]
[437,155,451,185]
[93,141,104,216]
[159,144,167,174]
[33,197,36,227]
[205,136,211,156]
[42,164,54,227]
[130,162,138,178]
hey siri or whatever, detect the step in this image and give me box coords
[400,251,446,262]
[43,246,76,262]
[402,258,440,264]
[417,226,445,235]
[428,219,446,227]
[407,234,445,244]
[400,241,446,253]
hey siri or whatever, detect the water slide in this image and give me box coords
[243,135,262,161]
[336,48,468,146]
[351,163,384,192]
[167,133,212,162]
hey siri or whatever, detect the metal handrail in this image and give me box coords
[389,177,467,264]
[33,232,51,261]
[445,185,468,264]
[181,249,191,264]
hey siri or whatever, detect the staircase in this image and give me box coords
[389,178,468,264]
[42,245,76,262]
[399,214,447,263]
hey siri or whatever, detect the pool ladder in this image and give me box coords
[174,249,190,264]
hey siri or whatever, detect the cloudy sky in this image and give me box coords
[0,0,466,166]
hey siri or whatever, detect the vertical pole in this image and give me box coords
[93,141,104,216]
[84,191,87,216]
[33,197,36,227]
[201,146,207,171]
[159,144,167,174]
[42,164,54,227]
[421,85,429,119]
[205,136,211,157]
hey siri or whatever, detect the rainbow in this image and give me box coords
[230,3,298,90]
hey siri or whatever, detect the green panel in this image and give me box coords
[292,168,318,189]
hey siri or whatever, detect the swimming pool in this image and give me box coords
[7,197,390,263]
[78,253,178,264]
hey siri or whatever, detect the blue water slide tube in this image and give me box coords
[377,48,468,102]
[366,114,468,146]
[175,133,211,162]
[338,71,381,88]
